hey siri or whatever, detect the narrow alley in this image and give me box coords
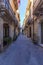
[0,34,43,65]
[0,0,43,65]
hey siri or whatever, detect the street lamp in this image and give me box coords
[16,9,19,14]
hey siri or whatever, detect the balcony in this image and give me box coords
[0,0,17,24]
[33,0,43,16]
[33,0,41,11]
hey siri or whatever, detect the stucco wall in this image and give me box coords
[9,24,14,40]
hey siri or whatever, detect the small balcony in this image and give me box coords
[0,0,17,24]
[33,0,43,16]
[33,0,41,11]
[0,0,9,15]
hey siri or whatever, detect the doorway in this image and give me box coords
[41,22,43,44]
[29,27,31,37]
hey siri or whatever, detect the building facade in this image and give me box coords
[33,0,43,45]
[0,0,20,51]
[23,0,43,46]
[23,0,33,38]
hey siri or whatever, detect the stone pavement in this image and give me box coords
[0,34,43,65]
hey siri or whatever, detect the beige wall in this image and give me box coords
[27,26,30,37]
[15,27,19,36]
[38,17,43,44]
[34,20,38,34]
[9,0,17,13]
[9,24,14,40]
[31,24,33,39]
[33,18,41,44]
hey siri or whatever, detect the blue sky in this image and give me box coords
[19,0,28,27]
